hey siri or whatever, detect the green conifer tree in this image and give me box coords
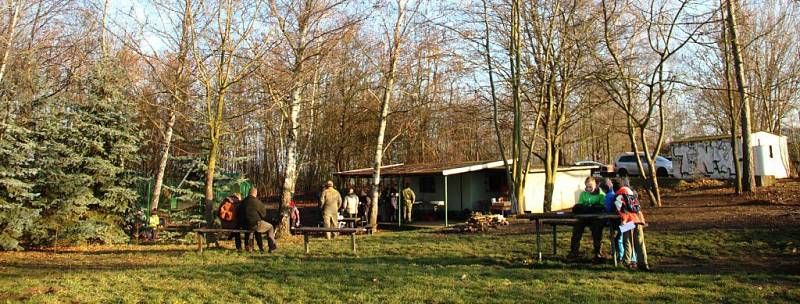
[0,120,41,250]
[27,60,142,246]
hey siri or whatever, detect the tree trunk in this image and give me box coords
[0,2,21,83]
[725,0,756,192]
[638,127,661,207]
[719,0,742,193]
[150,111,176,211]
[482,0,518,214]
[368,1,405,231]
[644,155,662,207]
[508,0,525,214]
[204,139,219,228]
[543,143,558,212]
[275,84,302,238]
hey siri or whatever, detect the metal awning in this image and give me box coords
[334,160,510,177]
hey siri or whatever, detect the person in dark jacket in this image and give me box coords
[239,188,277,253]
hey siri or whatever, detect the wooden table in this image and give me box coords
[490,201,512,214]
[517,212,620,264]
[291,227,367,255]
[340,217,364,228]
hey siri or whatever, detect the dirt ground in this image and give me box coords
[645,179,800,231]
[485,179,800,275]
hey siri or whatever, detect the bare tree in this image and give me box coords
[597,0,709,206]
[724,0,755,192]
[521,0,598,211]
[368,0,420,230]
[265,0,359,237]
[190,0,265,226]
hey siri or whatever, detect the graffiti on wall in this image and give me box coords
[671,139,736,179]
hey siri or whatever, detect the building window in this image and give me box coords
[420,176,435,193]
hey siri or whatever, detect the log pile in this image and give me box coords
[448,213,509,233]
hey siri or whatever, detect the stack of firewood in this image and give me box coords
[449,213,509,233]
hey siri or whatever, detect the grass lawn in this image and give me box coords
[1,224,798,303]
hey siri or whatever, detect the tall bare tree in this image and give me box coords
[724,0,755,192]
[190,0,264,226]
[368,0,419,230]
[521,0,597,211]
[266,0,359,237]
[597,0,708,206]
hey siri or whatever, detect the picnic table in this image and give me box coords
[517,212,621,265]
[291,227,367,255]
[339,217,365,228]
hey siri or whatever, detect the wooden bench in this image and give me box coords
[291,227,367,255]
[193,228,254,253]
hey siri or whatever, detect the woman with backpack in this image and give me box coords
[612,178,650,271]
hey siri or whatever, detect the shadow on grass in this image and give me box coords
[43,248,192,256]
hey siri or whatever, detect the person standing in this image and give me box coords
[401,183,416,224]
[320,180,342,239]
[568,177,606,261]
[343,188,359,219]
[289,193,301,228]
[613,178,650,271]
[148,209,161,241]
[358,189,371,220]
[240,188,277,253]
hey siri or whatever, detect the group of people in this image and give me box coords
[219,188,277,253]
[124,208,162,241]
[374,184,417,223]
[569,176,650,271]
[317,181,417,238]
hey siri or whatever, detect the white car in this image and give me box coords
[573,160,611,177]
[613,153,673,177]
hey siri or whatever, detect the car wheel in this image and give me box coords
[617,168,628,177]
[657,167,668,177]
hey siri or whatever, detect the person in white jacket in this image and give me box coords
[343,188,359,219]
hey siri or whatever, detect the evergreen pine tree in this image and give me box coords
[0,120,41,250]
[26,60,142,246]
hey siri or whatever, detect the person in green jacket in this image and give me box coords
[568,176,606,261]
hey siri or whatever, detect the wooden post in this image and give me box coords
[610,226,617,267]
[400,176,404,225]
[444,175,449,227]
[396,177,401,227]
[351,233,357,254]
[196,232,203,253]
[536,218,541,262]
[304,234,310,254]
[552,224,557,255]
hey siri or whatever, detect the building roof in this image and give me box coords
[671,131,785,145]
[335,160,507,177]
[335,160,598,177]
[671,134,735,144]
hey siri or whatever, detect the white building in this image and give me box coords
[670,131,791,179]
